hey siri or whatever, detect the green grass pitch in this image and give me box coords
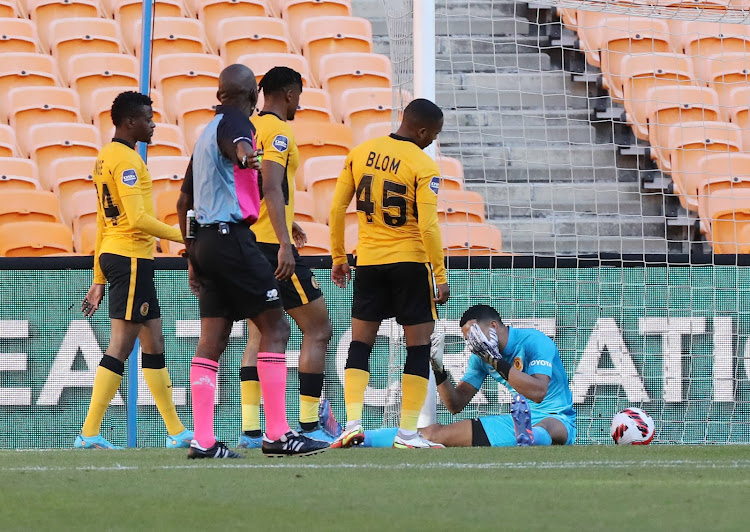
[1,446,748,531]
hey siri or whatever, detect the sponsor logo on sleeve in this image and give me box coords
[529,359,552,368]
[121,169,138,187]
[272,134,289,152]
[429,176,440,195]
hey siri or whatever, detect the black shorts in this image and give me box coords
[190,223,282,321]
[471,418,491,447]
[352,262,437,325]
[99,253,161,323]
[257,242,323,310]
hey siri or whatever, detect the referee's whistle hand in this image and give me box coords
[275,244,295,281]
[434,283,450,305]
[331,263,351,289]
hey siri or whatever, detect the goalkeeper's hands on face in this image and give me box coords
[467,323,502,363]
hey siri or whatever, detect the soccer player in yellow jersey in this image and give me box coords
[75,91,192,450]
[238,67,336,448]
[329,98,451,449]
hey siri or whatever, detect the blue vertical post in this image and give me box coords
[127,0,155,449]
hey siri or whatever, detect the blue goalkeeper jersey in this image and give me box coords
[461,326,576,421]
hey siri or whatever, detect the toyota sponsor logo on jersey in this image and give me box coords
[429,176,440,194]
[530,359,552,368]
[121,169,138,187]
[272,134,289,152]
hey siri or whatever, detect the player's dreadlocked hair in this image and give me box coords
[258,66,303,95]
[110,91,153,127]
[459,305,504,327]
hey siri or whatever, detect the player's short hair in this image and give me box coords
[258,66,303,95]
[111,91,152,127]
[459,304,504,327]
[403,98,443,127]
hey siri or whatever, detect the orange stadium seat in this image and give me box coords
[700,52,750,103]
[298,153,344,192]
[0,158,40,191]
[436,156,465,191]
[357,121,391,144]
[24,123,100,181]
[338,87,392,131]
[47,156,95,222]
[437,190,486,224]
[160,235,186,256]
[147,155,190,195]
[664,121,742,211]
[295,124,351,177]
[67,188,97,231]
[0,18,41,53]
[280,0,351,42]
[727,85,750,128]
[294,88,334,124]
[576,12,635,69]
[620,53,694,138]
[0,221,74,256]
[295,221,330,255]
[670,21,750,71]
[5,87,82,143]
[155,189,180,226]
[318,53,391,106]
[343,221,358,254]
[112,0,186,41]
[172,87,220,148]
[0,53,60,96]
[66,53,139,103]
[300,16,373,82]
[440,222,504,256]
[195,0,270,52]
[132,17,207,58]
[0,124,18,157]
[152,54,223,118]
[49,18,124,79]
[557,8,578,31]
[74,219,97,254]
[305,173,339,222]
[599,18,672,102]
[294,190,317,222]
[148,124,187,157]
[701,187,750,253]
[644,85,722,162]
[215,17,292,63]
[237,53,313,87]
[696,153,750,234]
[0,0,22,17]
[0,190,61,226]
[26,0,101,51]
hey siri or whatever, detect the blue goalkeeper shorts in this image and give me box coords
[477,412,577,446]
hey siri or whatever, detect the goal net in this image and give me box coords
[374,0,750,444]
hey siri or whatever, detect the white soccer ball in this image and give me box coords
[610,407,655,445]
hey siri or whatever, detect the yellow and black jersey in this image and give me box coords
[93,139,182,283]
[330,133,447,284]
[251,111,300,244]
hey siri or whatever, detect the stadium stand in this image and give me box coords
[0,158,40,191]
[0,17,41,53]
[215,16,292,63]
[0,221,74,256]
[0,190,61,226]
[299,15,373,81]
[294,221,331,255]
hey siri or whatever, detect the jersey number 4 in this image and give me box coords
[356,174,407,227]
[98,183,121,220]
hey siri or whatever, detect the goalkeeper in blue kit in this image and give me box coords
[344,304,576,448]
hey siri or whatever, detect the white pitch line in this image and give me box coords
[2,460,750,473]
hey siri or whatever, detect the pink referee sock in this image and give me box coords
[190,357,219,449]
[257,352,291,440]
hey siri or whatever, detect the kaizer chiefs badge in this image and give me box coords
[140,302,149,316]
[513,358,523,371]
[311,276,320,290]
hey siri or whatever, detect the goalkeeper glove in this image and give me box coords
[430,332,449,385]
[467,323,512,380]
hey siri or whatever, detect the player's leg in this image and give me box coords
[287,296,333,436]
[511,394,568,446]
[418,420,474,447]
[77,253,142,449]
[139,318,193,448]
[532,416,570,446]
[237,319,262,448]
[393,263,440,449]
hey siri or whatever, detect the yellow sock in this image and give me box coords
[344,368,369,424]
[299,395,319,426]
[81,365,122,437]
[241,379,261,432]
[143,367,185,436]
[399,373,429,432]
